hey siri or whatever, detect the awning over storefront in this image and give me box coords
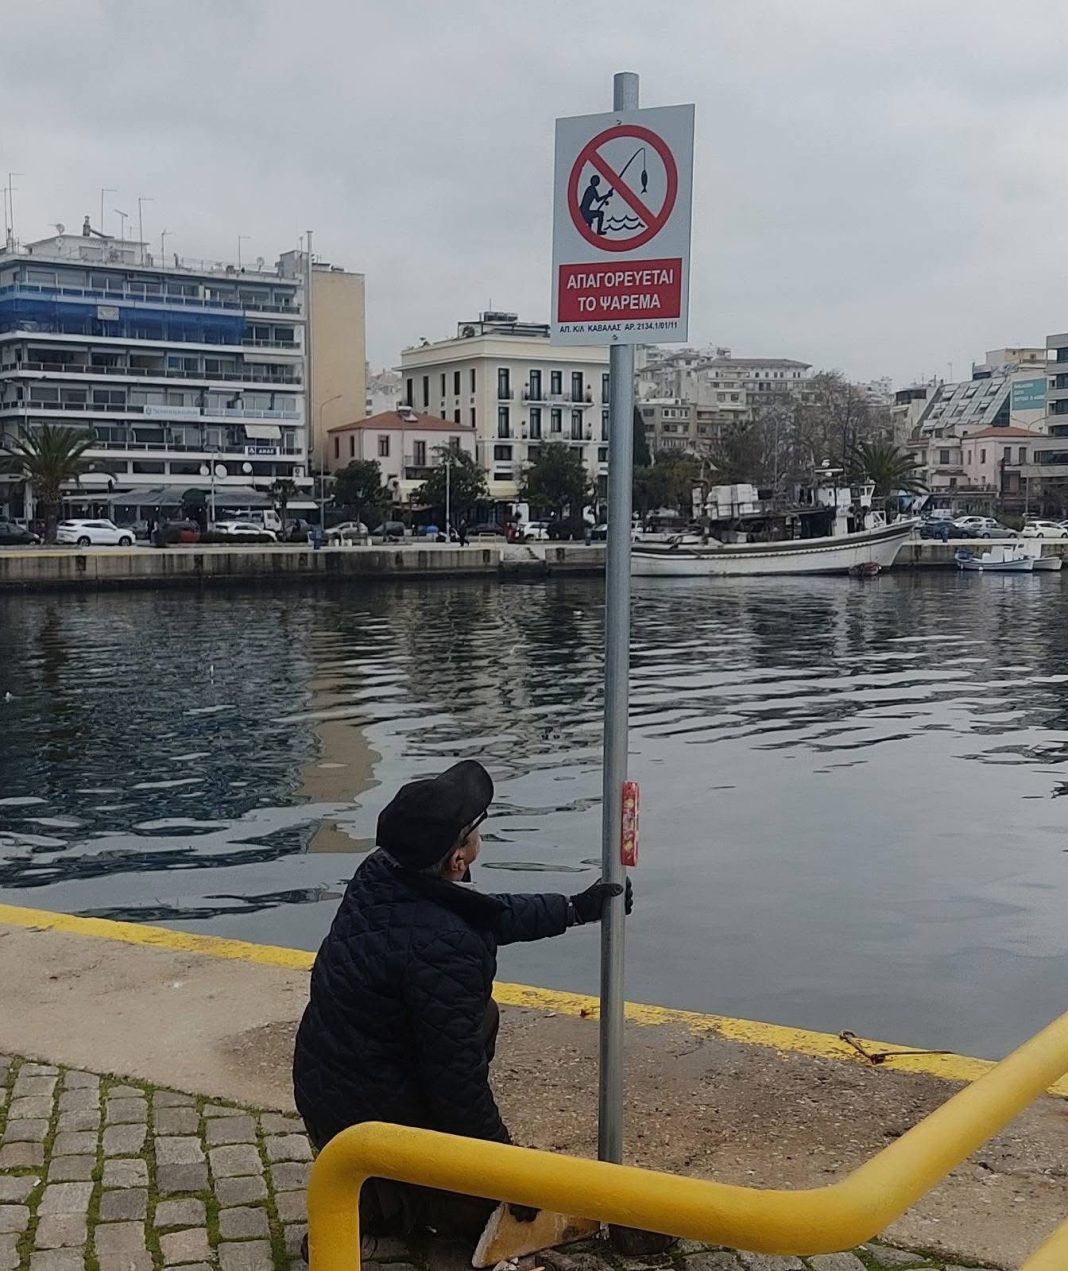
[243,423,282,440]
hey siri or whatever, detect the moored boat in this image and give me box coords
[1018,541,1063,571]
[955,544,1034,573]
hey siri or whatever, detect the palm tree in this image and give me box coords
[269,477,298,534]
[849,439,926,503]
[1,425,95,541]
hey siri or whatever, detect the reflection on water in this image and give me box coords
[1,574,1067,1056]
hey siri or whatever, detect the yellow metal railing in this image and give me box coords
[307,1010,1068,1271]
[1022,1215,1068,1271]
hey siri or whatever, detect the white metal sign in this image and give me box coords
[551,103,694,346]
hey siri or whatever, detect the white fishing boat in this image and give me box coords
[955,544,1033,573]
[1018,540,1063,572]
[631,473,917,578]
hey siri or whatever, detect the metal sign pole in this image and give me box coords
[598,67,638,1168]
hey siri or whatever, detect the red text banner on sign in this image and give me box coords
[556,257,682,323]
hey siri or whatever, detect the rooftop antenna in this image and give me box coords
[137,196,153,264]
[6,173,22,248]
[114,209,128,240]
[99,187,115,236]
[237,234,249,269]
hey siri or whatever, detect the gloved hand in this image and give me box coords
[569,876,633,925]
[507,1203,539,1223]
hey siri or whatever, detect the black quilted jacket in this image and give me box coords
[293,850,569,1148]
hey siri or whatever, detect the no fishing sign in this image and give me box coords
[551,103,693,345]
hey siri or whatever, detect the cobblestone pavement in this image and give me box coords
[0,1056,997,1271]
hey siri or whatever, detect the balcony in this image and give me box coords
[497,388,514,401]
[3,401,300,423]
[4,360,301,386]
[0,282,298,317]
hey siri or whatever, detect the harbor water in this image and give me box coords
[1,573,1066,1058]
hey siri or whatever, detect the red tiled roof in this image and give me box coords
[329,409,472,434]
[965,426,1040,439]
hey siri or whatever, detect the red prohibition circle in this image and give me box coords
[567,123,678,253]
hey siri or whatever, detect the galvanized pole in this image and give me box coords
[598,68,638,1167]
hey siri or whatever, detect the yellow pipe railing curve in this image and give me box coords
[1022,1215,1068,1270]
[307,1010,1068,1271]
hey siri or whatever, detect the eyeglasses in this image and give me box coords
[466,811,488,835]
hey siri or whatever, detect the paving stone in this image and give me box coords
[0,1176,37,1203]
[57,1112,100,1134]
[0,1142,44,1168]
[35,1215,88,1249]
[62,1070,99,1090]
[205,1115,257,1146]
[259,1113,303,1134]
[102,1124,146,1156]
[105,1099,147,1125]
[47,1156,96,1182]
[283,1224,307,1256]
[53,1132,98,1156]
[7,1095,55,1119]
[156,1137,205,1166]
[219,1206,270,1240]
[97,1255,153,1271]
[160,1229,212,1265]
[20,1063,58,1077]
[102,1159,148,1188]
[215,1176,268,1207]
[861,1249,930,1269]
[153,1091,195,1109]
[270,1161,310,1192]
[0,1233,17,1271]
[58,1089,98,1115]
[155,1199,206,1229]
[683,1257,743,1271]
[209,1144,263,1178]
[204,1104,243,1118]
[3,1117,49,1142]
[274,1190,305,1222]
[94,1223,147,1256]
[38,1183,94,1215]
[157,1163,210,1195]
[108,1086,143,1099]
[736,1258,804,1271]
[13,1075,57,1098]
[99,1189,147,1222]
[155,1107,200,1136]
[0,1206,29,1234]
[265,1134,311,1163]
[808,1257,866,1271]
[29,1250,84,1271]
[218,1240,275,1271]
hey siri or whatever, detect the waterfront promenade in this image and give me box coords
[1,905,1062,1270]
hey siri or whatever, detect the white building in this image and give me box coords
[398,311,610,503]
[326,408,477,505]
[366,367,401,416]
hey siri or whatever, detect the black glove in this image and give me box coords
[569,877,633,925]
[507,1204,539,1223]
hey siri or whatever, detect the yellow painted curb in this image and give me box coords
[2,901,1065,1097]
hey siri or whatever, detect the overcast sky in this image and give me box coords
[4,0,1067,383]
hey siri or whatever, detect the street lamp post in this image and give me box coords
[319,394,342,526]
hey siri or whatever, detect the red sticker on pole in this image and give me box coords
[620,780,639,866]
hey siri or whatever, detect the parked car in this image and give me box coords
[213,520,278,541]
[0,519,40,546]
[1021,520,1068,540]
[919,518,968,541]
[379,521,407,541]
[325,521,370,544]
[283,519,314,542]
[161,519,201,544]
[466,521,503,538]
[955,516,1017,538]
[520,521,550,541]
[56,519,134,547]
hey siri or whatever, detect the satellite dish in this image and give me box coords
[241,462,253,475]
[53,223,65,234]
[214,463,229,479]
[461,326,476,338]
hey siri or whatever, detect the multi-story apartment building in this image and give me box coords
[0,224,365,520]
[397,311,610,503]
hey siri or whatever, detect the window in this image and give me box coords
[550,408,562,434]
[498,406,511,438]
[469,368,476,392]
[939,449,951,464]
[349,435,355,457]
[413,440,427,466]
[440,373,446,399]
[598,447,608,463]
[378,435,390,458]
[529,407,542,439]
[529,369,542,401]
[601,409,608,440]
[405,377,413,406]
[551,370,562,395]
[422,376,429,408]
[571,409,583,440]
[497,368,511,400]
[453,409,461,424]
[1020,447,1027,462]
[470,407,476,428]
[449,436,461,452]
[494,444,512,461]
[453,370,461,396]
[980,448,987,463]
[333,437,340,459]
[571,371,584,402]
[602,373,610,404]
